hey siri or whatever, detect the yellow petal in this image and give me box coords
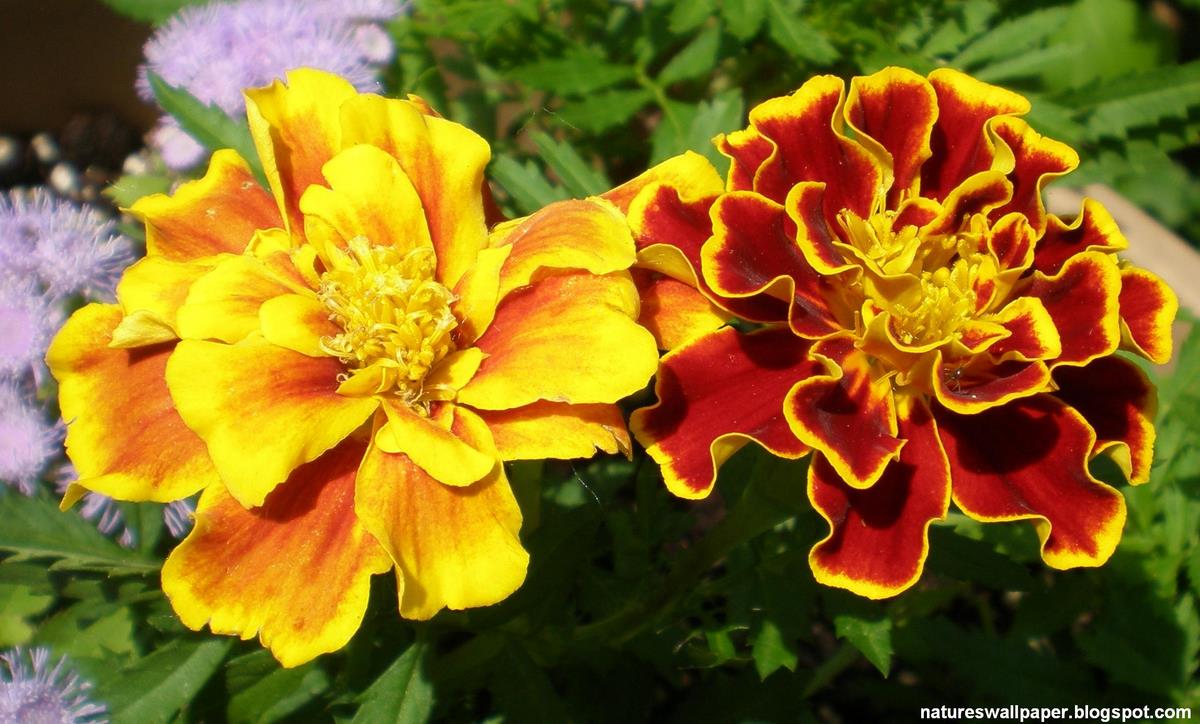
[477,401,631,460]
[259,293,340,358]
[176,253,307,344]
[374,402,496,487]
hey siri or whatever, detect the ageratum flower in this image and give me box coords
[0,279,63,382]
[0,383,59,495]
[0,647,106,723]
[139,0,404,169]
[619,68,1177,598]
[48,69,657,666]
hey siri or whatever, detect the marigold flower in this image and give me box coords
[615,67,1177,598]
[48,69,657,666]
[0,647,106,723]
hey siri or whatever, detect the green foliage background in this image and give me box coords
[5,0,1200,720]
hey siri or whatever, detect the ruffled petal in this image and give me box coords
[932,356,1050,414]
[783,336,904,489]
[937,395,1126,569]
[985,296,1062,362]
[456,272,657,410]
[631,327,817,499]
[785,182,855,275]
[451,246,510,347]
[259,293,340,358]
[844,67,937,202]
[374,402,495,487]
[715,126,775,193]
[355,413,527,620]
[176,253,309,344]
[492,198,635,300]
[808,395,950,598]
[161,436,391,668]
[1117,266,1177,364]
[602,151,724,213]
[989,116,1078,233]
[631,269,730,350]
[46,304,218,502]
[1053,358,1157,485]
[337,93,491,290]
[110,256,215,347]
[1032,198,1129,275]
[245,69,358,234]
[166,336,379,507]
[920,68,1030,202]
[1024,251,1121,367]
[130,149,282,261]
[477,401,630,460]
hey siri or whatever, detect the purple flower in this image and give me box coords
[163,499,196,539]
[0,647,106,723]
[0,383,59,496]
[0,279,62,383]
[0,188,133,302]
[53,468,134,549]
[139,0,406,170]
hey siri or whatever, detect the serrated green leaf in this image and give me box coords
[764,0,838,65]
[974,43,1085,84]
[952,6,1071,68]
[722,0,767,40]
[1080,61,1200,139]
[34,603,136,660]
[228,661,329,724]
[99,0,206,24]
[530,131,611,197]
[97,638,232,724]
[0,493,159,574]
[669,0,717,34]
[752,617,798,679]
[147,73,265,184]
[556,88,654,133]
[353,639,433,724]
[509,51,635,96]
[489,156,568,216]
[0,583,54,646]
[684,89,744,174]
[104,174,172,209]
[659,26,721,86]
[834,613,893,676]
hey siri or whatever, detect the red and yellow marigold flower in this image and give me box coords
[47,68,658,666]
[615,67,1177,598]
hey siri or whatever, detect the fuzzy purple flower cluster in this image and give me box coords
[139,0,406,169]
[0,647,106,723]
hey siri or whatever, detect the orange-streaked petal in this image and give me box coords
[631,269,730,350]
[989,116,1078,233]
[1117,266,1177,364]
[46,304,217,502]
[631,327,817,499]
[1032,198,1128,275]
[259,293,340,358]
[451,246,511,347]
[783,336,904,489]
[921,68,1030,202]
[299,144,432,259]
[110,256,216,347]
[602,151,724,213]
[337,93,490,290]
[845,67,937,203]
[244,69,358,234]
[1053,358,1157,485]
[165,336,379,507]
[1025,251,1121,367]
[130,149,282,261]
[162,436,391,668]
[356,415,527,620]
[808,395,949,598]
[374,402,495,487]
[176,253,308,344]
[456,272,657,410]
[492,198,635,300]
[937,395,1126,569]
[477,401,630,460]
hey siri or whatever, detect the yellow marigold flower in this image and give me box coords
[613,67,1177,599]
[47,69,658,667]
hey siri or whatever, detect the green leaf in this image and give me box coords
[509,51,635,96]
[34,603,136,660]
[834,612,893,676]
[684,89,745,174]
[1079,61,1200,139]
[669,0,717,34]
[973,43,1086,84]
[924,526,1036,591]
[951,6,1071,68]
[764,0,838,65]
[228,661,329,724]
[658,26,722,86]
[489,156,568,216]
[98,0,206,24]
[530,131,611,197]
[752,617,798,679]
[722,0,767,40]
[556,88,654,133]
[104,174,172,209]
[353,639,433,724]
[146,73,265,185]
[489,643,570,723]
[0,493,159,574]
[98,638,232,724]
[0,583,54,646]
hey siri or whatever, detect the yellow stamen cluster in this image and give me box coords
[318,237,457,406]
[887,260,979,347]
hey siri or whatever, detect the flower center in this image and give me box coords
[886,259,980,347]
[318,237,457,405]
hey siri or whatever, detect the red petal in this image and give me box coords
[783,336,904,488]
[932,356,1050,414]
[1053,358,1157,485]
[809,396,950,598]
[937,395,1126,569]
[1032,199,1127,275]
[785,182,854,275]
[716,127,776,193]
[630,327,816,499]
[1024,251,1121,367]
[1117,266,1177,365]
[845,68,938,204]
[989,117,1078,233]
